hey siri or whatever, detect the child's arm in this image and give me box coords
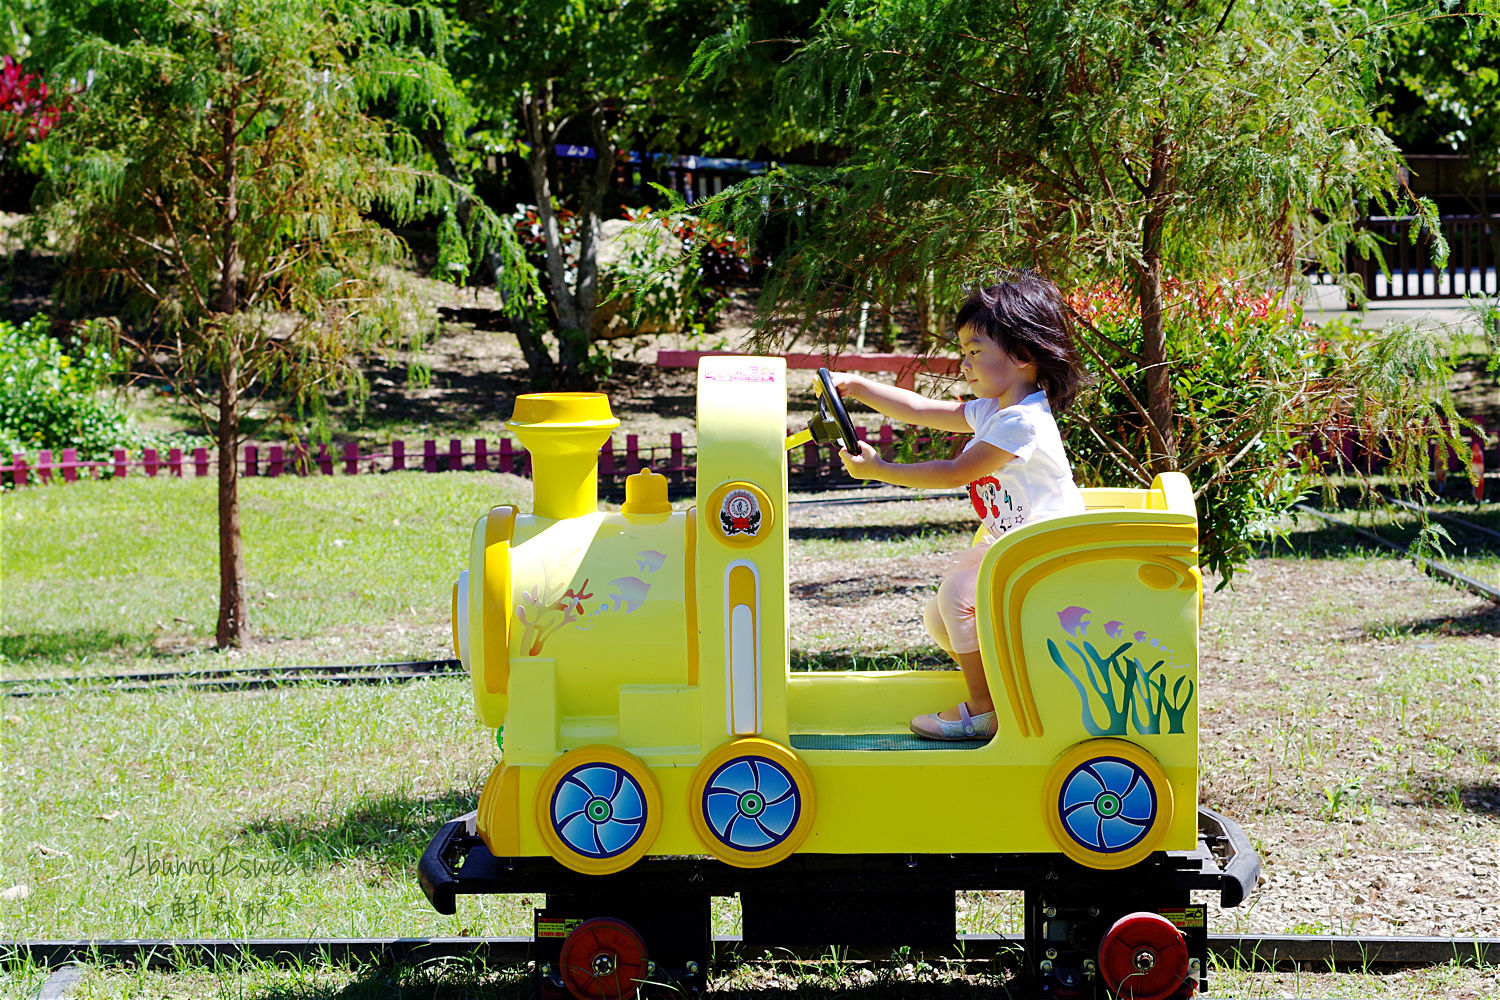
[831,373,971,433]
[839,440,1013,490]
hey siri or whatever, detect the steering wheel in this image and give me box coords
[811,367,861,454]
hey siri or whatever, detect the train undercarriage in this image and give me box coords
[419,806,1260,1000]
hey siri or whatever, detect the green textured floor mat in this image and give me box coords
[789,732,989,751]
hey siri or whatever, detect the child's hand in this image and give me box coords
[829,372,863,401]
[838,440,882,479]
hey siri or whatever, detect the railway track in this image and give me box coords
[6,932,1498,972]
[1382,493,1500,546]
[0,659,463,697]
[793,488,1500,607]
[1294,502,1500,602]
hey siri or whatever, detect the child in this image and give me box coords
[835,274,1086,741]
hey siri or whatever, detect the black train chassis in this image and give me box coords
[420,805,1260,998]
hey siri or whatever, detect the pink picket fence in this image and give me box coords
[1304,423,1491,501]
[0,426,912,490]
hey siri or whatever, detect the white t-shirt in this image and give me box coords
[961,391,1084,539]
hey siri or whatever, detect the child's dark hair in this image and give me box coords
[954,274,1085,413]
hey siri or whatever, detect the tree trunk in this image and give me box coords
[518,83,588,386]
[417,128,558,386]
[1137,133,1177,474]
[524,84,579,333]
[555,106,618,383]
[214,66,249,648]
[1136,257,1175,472]
[420,125,558,385]
[215,342,249,648]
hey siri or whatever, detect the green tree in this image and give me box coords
[692,0,1486,578]
[438,0,819,384]
[2,0,46,58]
[1381,9,1500,259]
[438,0,666,383]
[30,0,527,647]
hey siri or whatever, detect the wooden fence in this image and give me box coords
[1305,425,1490,501]
[4,424,1491,499]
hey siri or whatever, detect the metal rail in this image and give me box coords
[1294,504,1500,602]
[1381,494,1500,547]
[5,934,1496,971]
[0,659,463,697]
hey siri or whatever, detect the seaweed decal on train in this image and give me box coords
[1047,605,1195,736]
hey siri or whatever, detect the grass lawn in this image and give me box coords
[1,473,532,678]
[3,473,1497,999]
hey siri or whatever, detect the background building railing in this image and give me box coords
[1345,215,1497,301]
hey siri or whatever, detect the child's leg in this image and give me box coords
[922,599,954,656]
[942,648,994,719]
[930,564,995,718]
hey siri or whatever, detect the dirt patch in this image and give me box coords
[330,278,775,444]
[346,280,911,448]
[1194,556,1498,937]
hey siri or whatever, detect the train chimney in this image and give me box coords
[507,392,619,520]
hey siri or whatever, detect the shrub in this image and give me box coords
[1062,279,1459,583]
[1,55,66,157]
[510,203,754,337]
[0,315,155,470]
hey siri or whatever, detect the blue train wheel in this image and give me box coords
[1042,739,1173,870]
[537,746,662,875]
[689,739,814,867]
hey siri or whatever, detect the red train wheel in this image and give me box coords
[1097,911,1190,1000]
[558,917,649,1000]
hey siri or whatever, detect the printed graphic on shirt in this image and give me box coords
[969,475,1026,534]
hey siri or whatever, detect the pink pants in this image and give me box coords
[923,544,990,656]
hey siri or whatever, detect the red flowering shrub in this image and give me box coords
[1,56,66,160]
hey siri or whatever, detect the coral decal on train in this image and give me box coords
[1047,605,1195,736]
[516,550,662,654]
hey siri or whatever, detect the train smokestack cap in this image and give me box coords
[508,392,619,520]
[509,392,618,429]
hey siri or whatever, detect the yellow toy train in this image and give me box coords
[420,356,1259,1000]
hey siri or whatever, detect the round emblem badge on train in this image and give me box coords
[419,357,1260,1000]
